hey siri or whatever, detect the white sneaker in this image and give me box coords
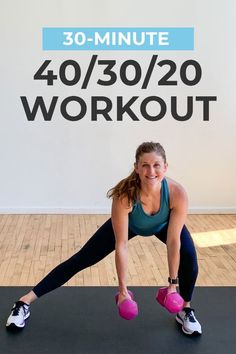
[6,301,30,329]
[176,307,202,335]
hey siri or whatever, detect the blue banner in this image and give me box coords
[42,27,194,51]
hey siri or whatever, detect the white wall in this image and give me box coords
[1,0,236,213]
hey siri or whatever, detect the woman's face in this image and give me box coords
[134,152,168,187]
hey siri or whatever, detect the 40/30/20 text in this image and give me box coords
[34,55,202,89]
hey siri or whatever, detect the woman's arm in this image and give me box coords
[166,183,188,292]
[111,197,131,303]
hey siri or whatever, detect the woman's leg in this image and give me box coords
[154,224,198,303]
[26,218,136,300]
[6,219,137,328]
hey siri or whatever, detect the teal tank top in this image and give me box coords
[128,178,170,236]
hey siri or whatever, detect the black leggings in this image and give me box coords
[33,218,198,302]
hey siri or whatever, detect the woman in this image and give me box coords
[6,142,202,335]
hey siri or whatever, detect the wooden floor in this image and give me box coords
[0,214,236,287]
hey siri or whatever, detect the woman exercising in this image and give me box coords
[6,142,202,335]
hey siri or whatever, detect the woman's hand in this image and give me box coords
[167,284,177,294]
[117,291,132,305]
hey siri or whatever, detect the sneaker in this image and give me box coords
[6,301,30,329]
[176,307,202,335]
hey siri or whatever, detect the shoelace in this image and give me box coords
[12,302,27,316]
[184,308,196,323]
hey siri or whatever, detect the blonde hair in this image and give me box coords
[107,142,166,206]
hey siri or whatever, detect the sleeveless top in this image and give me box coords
[128,178,170,236]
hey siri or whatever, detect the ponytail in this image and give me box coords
[107,170,141,206]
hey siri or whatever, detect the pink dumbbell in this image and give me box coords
[115,290,138,320]
[156,287,184,313]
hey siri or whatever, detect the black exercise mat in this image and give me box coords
[0,286,235,354]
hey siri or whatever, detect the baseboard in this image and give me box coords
[0,206,236,214]
[0,207,110,214]
[188,207,236,214]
